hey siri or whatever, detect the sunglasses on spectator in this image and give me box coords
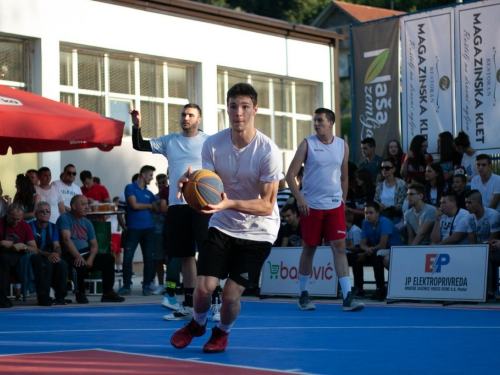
[380,166,394,171]
[37,210,51,214]
[66,171,77,176]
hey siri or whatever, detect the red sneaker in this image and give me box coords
[170,318,206,349]
[203,327,229,353]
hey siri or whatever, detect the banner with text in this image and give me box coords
[401,8,455,155]
[260,247,338,297]
[387,245,488,302]
[456,0,500,154]
[351,17,401,162]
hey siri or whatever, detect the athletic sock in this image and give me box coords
[211,285,222,305]
[166,280,176,297]
[339,276,352,299]
[299,274,310,294]
[193,310,208,326]
[217,322,233,333]
[184,287,194,307]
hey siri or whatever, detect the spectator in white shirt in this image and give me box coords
[471,154,500,212]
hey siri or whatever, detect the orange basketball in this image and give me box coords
[182,169,224,212]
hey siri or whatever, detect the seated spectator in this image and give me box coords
[465,190,500,244]
[438,131,462,184]
[0,203,51,308]
[451,173,468,209]
[471,154,500,212]
[430,192,469,245]
[280,204,302,247]
[345,210,362,296]
[401,135,433,183]
[454,131,478,184]
[424,162,446,207]
[13,174,40,223]
[359,137,383,183]
[357,202,403,301]
[385,139,403,179]
[404,183,437,245]
[26,169,39,186]
[57,195,124,304]
[30,202,68,305]
[374,158,407,223]
[349,167,375,226]
[465,189,500,299]
[275,178,293,246]
[35,167,65,224]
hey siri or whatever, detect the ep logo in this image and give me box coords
[425,254,450,274]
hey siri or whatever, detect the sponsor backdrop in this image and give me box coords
[456,0,500,154]
[401,8,455,155]
[350,17,401,162]
[388,245,488,302]
[260,247,338,297]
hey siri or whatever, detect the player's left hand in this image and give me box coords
[176,167,192,201]
[200,192,229,214]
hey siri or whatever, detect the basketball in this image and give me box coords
[182,169,224,211]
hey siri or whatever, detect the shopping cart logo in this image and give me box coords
[268,261,279,279]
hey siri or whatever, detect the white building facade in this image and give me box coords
[0,0,341,198]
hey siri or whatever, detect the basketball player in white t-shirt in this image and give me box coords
[170,83,282,353]
[286,108,364,312]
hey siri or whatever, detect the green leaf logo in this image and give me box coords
[364,49,389,84]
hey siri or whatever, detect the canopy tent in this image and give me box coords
[0,85,124,154]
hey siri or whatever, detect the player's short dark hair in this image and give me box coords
[140,165,156,175]
[365,201,381,212]
[407,183,425,196]
[80,170,92,181]
[476,154,491,164]
[131,173,139,182]
[453,174,467,184]
[281,204,297,215]
[26,169,38,175]
[156,173,167,181]
[184,103,202,117]
[441,191,457,203]
[227,83,258,106]
[464,189,482,203]
[361,137,376,148]
[37,167,50,176]
[314,108,335,123]
[64,164,76,171]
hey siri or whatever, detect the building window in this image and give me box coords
[60,47,195,138]
[0,36,30,89]
[217,70,319,150]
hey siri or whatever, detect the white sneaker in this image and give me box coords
[152,285,166,295]
[161,295,180,310]
[149,283,158,292]
[163,305,193,321]
[211,303,221,322]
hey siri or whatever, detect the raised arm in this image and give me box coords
[130,110,152,152]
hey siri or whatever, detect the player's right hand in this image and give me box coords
[177,167,192,201]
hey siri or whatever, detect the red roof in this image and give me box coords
[334,1,405,23]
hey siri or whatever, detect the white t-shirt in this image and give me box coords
[381,183,396,207]
[35,185,64,224]
[202,128,283,243]
[467,207,500,243]
[51,180,82,208]
[301,135,344,210]
[150,131,208,206]
[461,152,478,181]
[439,208,469,244]
[471,173,500,212]
[346,224,362,247]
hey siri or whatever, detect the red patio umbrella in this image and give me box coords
[0,85,125,154]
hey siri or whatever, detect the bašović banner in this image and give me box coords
[351,17,401,161]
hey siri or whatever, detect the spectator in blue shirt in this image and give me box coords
[359,201,403,301]
[117,165,157,296]
[30,201,68,305]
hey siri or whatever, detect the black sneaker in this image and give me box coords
[76,293,89,304]
[38,296,53,307]
[101,291,125,303]
[298,291,316,310]
[52,298,68,306]
[0,296,13,308]
[370,288,387,302]
[351,286,366,298]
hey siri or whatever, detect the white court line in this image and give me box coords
[2,325,500,335]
